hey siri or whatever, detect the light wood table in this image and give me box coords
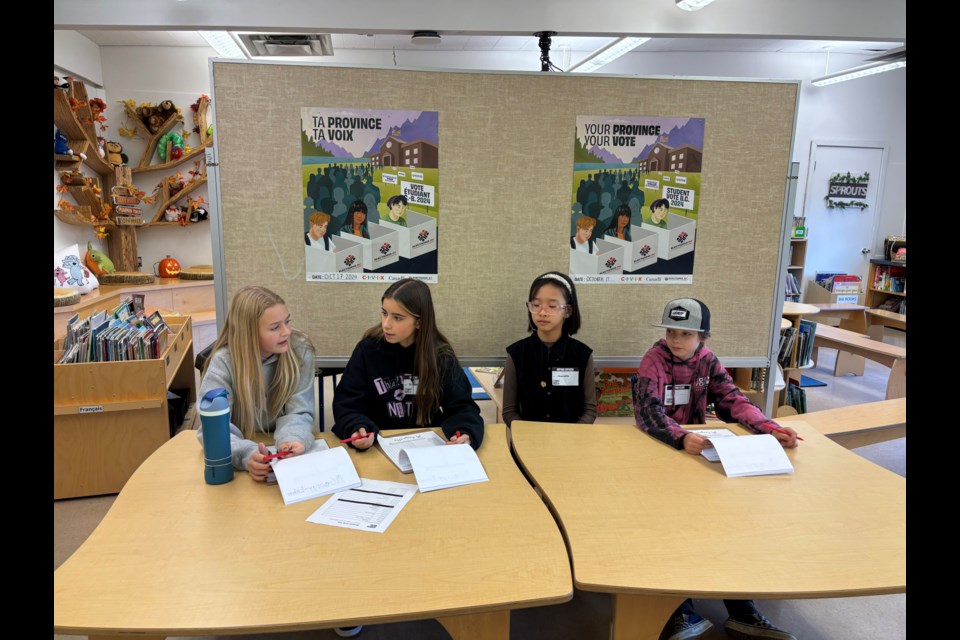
[510,420,905,640]
[469,367,504,423]
[779,398,906,449]
[866,308,906,340]
[54,425,572,640]
[813,324,906,400]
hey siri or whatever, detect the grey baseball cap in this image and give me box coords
[652,298,711,333]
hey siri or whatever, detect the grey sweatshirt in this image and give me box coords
[196,338,316,470]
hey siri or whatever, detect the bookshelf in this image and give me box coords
[54,316,196,499]
[785,233,807,302]
[865,258,906,315]
[54,80,211,271]
[777,302,819,409]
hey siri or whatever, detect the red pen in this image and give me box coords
[767,424,804,441]
[454,431,462,439]
[341,432,374,444]
[262,450,293,462]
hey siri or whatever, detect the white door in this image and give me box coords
[801,141,886,282]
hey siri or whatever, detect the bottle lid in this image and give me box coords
[199,387,230,415]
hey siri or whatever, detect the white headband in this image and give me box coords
[539,273,571,292]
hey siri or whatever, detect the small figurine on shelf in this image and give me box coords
[85,241,116,276]
[189,204,209,223]
[54,75,71,90]
[54,129,87,160]
[105,140,127,167]
[164,205,182,222]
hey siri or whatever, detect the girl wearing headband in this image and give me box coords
[502,271,596,426]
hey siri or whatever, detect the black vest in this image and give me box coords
[506,334,593,423]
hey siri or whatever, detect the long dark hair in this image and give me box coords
[526,271,582,336]
[347,200,369,238]
[363,278,453,425]
[608,204,632,241]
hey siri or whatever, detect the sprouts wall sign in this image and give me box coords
[824,171,870,210]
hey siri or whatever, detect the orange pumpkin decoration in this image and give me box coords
[158,255,181,278]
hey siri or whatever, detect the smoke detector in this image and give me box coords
[411,31,442,45]
[237,33,334,57]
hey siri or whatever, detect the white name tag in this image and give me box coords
[664,384,691,406]
[552,368,578,387]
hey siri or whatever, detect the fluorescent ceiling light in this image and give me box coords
[199,31,247,59]
[812,60,906,87]
[676,0,717,11]
[566,37,651,73]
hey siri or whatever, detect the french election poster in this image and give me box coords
[301,108,440,283]
[570,115,705,284]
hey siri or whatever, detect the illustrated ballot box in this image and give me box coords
[305,235,364,275]
[642,213,696,261]
[569,239,625,275]
[378,211,438,259]
[339,224,400,271]
[603,225,659,272]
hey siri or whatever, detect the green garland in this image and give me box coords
[825,170,870,210]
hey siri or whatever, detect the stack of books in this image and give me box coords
[58,297,170,364]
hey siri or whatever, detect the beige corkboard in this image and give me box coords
[212,61,797,363]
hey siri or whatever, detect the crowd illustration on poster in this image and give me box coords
[301,108,440,283]
[570,115,705,284]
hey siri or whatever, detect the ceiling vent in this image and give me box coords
[237,33,334,57]
[411,31,442,45]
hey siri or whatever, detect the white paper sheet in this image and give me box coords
[709,434,794,477]
[688,428,736,463]
[306,478,418,533]
[376,430,447,473]
[404,443,489,492]
[272,445,361,505]
[265,438,330,485]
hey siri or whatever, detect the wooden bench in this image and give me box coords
[866,308,906,340]
[778,397,906,449]
[813,324,906,400]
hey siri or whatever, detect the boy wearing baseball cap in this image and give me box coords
[633,297,799,640]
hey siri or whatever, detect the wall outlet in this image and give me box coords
[137,256,143,268]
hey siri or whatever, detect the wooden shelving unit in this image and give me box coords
[54,316,196,499]
[785,233,807,302]
[778,301,820,408]
[55,80,212,270]
[865,258,906,314]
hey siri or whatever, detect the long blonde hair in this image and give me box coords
[204,286,314,438]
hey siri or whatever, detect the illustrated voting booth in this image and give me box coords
[305,235,364,275]
[338,223,400,271]
[569,238,625,276]
[378,211,438,259]
[642,213,696,261]
[603,225,659,272]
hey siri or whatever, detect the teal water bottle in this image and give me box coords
[199,387,234,485]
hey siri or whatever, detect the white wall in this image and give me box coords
[98,45,216,273]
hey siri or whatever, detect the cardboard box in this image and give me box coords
[339,223,400,271]
[602,224,659,272]
[570,239,625,275]
[642,212,696,260]
[378,211,437,259]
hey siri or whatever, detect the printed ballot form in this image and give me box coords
[307,479,418,533]
[403,443,489,492]
[272,446,361,505]
[708,433,795,478]
[687,428,736,463]
[376,429,447,473]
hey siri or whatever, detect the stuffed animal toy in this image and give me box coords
[189,205,209,223]
[85,241,116,276]
[105,140,127,167]
[55,129,87,160]
[164,205,182,222]
[54,75,70,90]
[157,131,184,161]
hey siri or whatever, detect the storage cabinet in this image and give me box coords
[865,258,906,314]
[53,316,196,499]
